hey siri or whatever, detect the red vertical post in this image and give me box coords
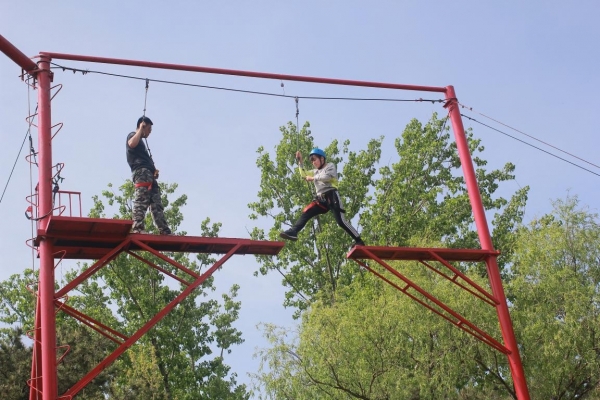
[36,55,58,400]
[445,86,530,399]
[29,296,42,400]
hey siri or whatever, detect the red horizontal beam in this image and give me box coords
[40,51,447,93]
[0,34,37,72]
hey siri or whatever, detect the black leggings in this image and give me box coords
[291,190,361,241]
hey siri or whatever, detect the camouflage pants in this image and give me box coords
[132,168,170,234]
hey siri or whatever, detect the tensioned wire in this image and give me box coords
[48,61,599,178]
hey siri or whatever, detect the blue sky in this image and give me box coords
[1,1,599,395]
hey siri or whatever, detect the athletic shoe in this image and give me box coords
[353,239,365,247]
[279,230,298,241]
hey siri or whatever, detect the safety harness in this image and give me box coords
[135,181,152,190]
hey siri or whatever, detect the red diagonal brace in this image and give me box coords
[56,301,128,344]
[126,250,192,286]
[419,259,497,306]
[56,238,131,298]
[130,238,201,279]
[62,244,241,399]
[422,250,500,306]
[354,249,509,354]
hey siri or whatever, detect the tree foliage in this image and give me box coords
[250,114,542,399]
[0,328,31,400]
[0,180,249,399]
[508,196,600,399]
[249,114,527,314]
[249,120,383,316]
[254,274,511,400]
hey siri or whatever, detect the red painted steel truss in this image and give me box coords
[28,216,283,399]
[0,33,530,399]
[347,246,508,353]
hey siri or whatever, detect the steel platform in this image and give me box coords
[35,215,284,259]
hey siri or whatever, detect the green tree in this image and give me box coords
[0,328,31,400]
[250,114,529,399]
[0,180,249,399]
[249,121,383,316]
[254,272,510,399]
[85,180,249,399]
[0,289,117,400]
[360,115,528,272]
[508,196,600,399]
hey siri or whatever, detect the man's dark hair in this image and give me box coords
[137,116,153,128]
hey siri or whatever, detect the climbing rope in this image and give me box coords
[295,96,300,156]
[143,78,149,117]
[142,78,154,162]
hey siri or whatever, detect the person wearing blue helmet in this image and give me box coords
[280,147,365,247]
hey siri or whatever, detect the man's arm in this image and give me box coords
[295,151,315,180]
[128,123,145,148]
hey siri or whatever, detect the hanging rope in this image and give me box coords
[295,97,300,155]
[291,96,318,198]
[142,78,154,161]
[0,128,31,205]
[143,78,149,117]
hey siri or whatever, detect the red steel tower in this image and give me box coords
[0,34,530,399]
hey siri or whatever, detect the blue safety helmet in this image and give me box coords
[309,148,326,159]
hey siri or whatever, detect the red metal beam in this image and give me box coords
[418,260,496,307]
[36,54,58,400]
[425,251,499,305]
[131,238,202,279]
[56,301,128,344]
[55,239,131,298]
[125,250,193,286]
[40,51,447,93]
[354,248,509,354]
[63,244,242,398]
[445,88,530,399]
[0,34,38,72]
[347,245,499,261]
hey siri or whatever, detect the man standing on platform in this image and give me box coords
[126,116,172,235]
